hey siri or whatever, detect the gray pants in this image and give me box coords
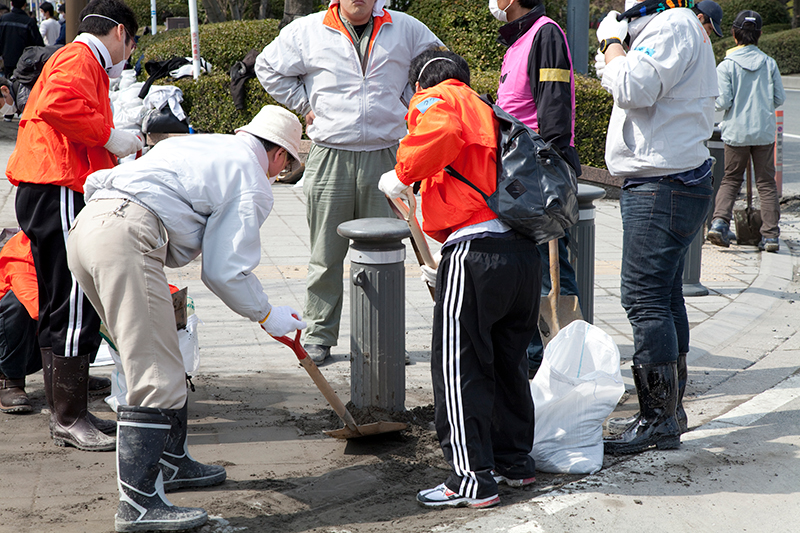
[303,144,396,347]
[712,143,779,238]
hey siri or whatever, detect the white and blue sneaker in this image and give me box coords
[416,483,499,509]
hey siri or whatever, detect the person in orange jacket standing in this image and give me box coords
[380,49,540,509]
[5,0,142,451]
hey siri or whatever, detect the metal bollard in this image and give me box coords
[569,184,605,324]
[337,218,411,412]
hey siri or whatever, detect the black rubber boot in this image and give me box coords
[115,405,208,532]
[607,353,689,435]
[51,353,116,451]
[160,401,227,492]
[604,361,681,455]
[0,373,32,413]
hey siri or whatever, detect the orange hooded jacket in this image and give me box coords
[0,232,38,320]
[6,42,116,193]
[395,79,499,243]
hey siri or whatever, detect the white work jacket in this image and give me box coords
[84,134,274,323]
[256,6,442,151]
[602,8,718,178]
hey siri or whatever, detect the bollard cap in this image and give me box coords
[337,218,411,243]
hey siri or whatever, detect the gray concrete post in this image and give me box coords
[567,0,590,75]
[337,218,411,412]
[570,183,605,323]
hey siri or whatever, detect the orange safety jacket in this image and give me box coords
[395,79,499,243]
[0,232,38,320]
[6,42,115,193]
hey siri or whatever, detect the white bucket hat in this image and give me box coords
[235,105,302,163]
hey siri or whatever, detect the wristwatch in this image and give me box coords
[599,37,622,54]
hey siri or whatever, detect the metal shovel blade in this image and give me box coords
[324,421,408,439]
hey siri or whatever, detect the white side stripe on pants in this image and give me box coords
[61,186,84,358]
[441,241,479,498]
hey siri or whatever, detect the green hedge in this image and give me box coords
[713,27,800,74]
[574,75,612,169]
[716,0,789,31]
[126,0,190,28]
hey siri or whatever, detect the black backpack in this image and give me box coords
[446,97,579,245]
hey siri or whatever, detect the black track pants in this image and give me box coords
[15,183,100,357]
[432,234,541,499]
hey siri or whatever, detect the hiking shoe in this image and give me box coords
[303,344,330,364]
[416,483,499,509]
[707,218,731,248]
[758,237,779,253]
[492,471,535,488]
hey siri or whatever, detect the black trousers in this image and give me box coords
[0,290,41,378]
[15,183,100,357]
[432,234,541,499]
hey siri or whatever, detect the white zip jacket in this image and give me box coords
[83,134,274,323]
[602,8,718,178]
[256,7,442,151]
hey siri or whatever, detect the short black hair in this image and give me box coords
[77,0,138,40]
[40,1,53,16]
[57,3,64,12]
[409,49,470,90]
[10,0,25,9]
[518,0,542,9]
[733,26,760,45]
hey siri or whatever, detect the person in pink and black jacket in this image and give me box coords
[490,0,581,378]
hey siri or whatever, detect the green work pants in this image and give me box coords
[303,144,397,347]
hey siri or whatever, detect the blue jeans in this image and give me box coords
[620,176,713,366]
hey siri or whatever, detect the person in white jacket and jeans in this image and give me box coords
[67,105,307,533]
[594,0,717,456]
[707,10,785,252]
[255,0,442,364]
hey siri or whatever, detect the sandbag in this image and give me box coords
[530,320,624,474]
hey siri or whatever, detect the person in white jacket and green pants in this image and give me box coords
[707,10,785,252]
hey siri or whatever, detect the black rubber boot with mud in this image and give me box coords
[115,405,208,532]
[51,353,116,451]
[607,353,689,434]
[160,401,227,492]
[0,373,32,413]
[604,361,681,455]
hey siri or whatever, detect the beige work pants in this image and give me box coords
[67,199,186,409]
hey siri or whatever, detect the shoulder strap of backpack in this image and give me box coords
[444,165,490,201]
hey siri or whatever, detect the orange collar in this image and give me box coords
[323,4,392,56]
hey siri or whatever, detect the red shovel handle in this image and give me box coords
[269,328,307,360]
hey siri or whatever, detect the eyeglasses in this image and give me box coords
[123,25,136,51]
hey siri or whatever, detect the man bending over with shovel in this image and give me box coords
[380,49,540,509]
[67,105,307,533]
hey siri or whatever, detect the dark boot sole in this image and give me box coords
[115,511,208,532]
[707,231,730,248]
[605,435,681,455]
[0,404,33,414]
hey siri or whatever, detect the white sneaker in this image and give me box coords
[416,483,499,508]
[492,471,536,488]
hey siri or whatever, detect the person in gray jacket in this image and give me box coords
[707,10,785,252]
[256,0,442,364]
[67,105,307,533]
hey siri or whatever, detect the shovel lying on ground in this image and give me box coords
[387,188,438,300]
[538,239,583,347]
[271,329,407,439]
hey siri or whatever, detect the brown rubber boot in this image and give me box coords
[0,373,32,413]
[51,353,115,451]
[88,374,111,396]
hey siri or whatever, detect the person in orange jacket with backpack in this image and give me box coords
[5,0,142,451]
[380,49,540,509]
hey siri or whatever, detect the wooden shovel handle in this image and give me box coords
[548,239,561,332]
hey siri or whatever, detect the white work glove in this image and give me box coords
[104,128,144,158]
[596,10,628,43]
[260,306,307,337]
[594,49,607,78]
[420,264,437,288]
[378,169,409,199]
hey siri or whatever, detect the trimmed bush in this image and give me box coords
[574,75,612,169]
[126,0,190,28]
[716,0,789,31]
[712,27,800,74]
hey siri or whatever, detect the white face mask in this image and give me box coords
[488,0,510,22]
[106,59,126,79]
[0,101,14,116]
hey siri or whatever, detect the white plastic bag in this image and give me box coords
[530,320,624,474]
[104,314,203,412]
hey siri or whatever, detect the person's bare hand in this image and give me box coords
[305,110,316,126]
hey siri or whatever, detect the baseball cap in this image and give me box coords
[732,10,763,31]
[696,0,723,37]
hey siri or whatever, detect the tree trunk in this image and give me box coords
[280,0,314,28]
[259,0,271,19]
[201,0,227,23]
[794,0,799,28]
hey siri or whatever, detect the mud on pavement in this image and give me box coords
[0,369,586,533]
